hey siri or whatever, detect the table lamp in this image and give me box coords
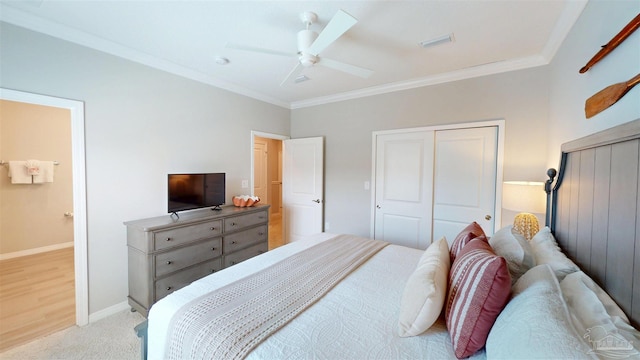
[502,181,545,240]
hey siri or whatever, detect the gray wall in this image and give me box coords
[0,23,290,314]
[546,0,640,166]
[291,67,550,237]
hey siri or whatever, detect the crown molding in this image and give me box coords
[290,55,548,109]
[0,4,290,109]
[540,0,588,62]
[1,1,587,111]
[291,0,588,109]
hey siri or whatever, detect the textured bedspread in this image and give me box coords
[148,233,486,360]
[164,235,388,360]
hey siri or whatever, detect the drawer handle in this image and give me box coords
[166,286,172,291]
[166,237,172,242]
[210,269,216,273]
[210,227,216,231]
[231,241,237,244]
[212,247,216,251]
[258,232,264,236]
[231,261,237,265]
[166,261,172,265]
[231,222,237,226]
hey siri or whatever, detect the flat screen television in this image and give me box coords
[168,173,225,213]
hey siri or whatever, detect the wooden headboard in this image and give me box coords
[545,118,640,329]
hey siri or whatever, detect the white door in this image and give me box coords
[374,131,434,249]
[283,137,324,243]
[253,141,268,203]
[433,127,498,244]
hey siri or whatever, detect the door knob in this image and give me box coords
[376,205,381,209]
[64,212,74,217]
[312,199,321,203]
[485,215,492,220]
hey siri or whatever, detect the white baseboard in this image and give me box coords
[0,241,74,261]
[87,301,132,324]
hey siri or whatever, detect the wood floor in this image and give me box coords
[268,212,284,250]
[0,247,75,352]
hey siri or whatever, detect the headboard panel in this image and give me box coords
[547,118,640,329]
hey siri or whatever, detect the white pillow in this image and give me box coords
[560,271,640,359]
[529,227,579,280]
[489,225,535,284]
[397,237,450,337]
[486,264,594,359]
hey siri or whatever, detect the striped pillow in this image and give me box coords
[445,238,511,359]
[449,222,486,263]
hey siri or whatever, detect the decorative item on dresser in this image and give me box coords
[125,204,269,317]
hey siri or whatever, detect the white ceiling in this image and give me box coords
[0,1,587,109]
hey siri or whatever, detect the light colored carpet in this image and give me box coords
[0,310,145,360]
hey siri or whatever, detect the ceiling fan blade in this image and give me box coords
[280,63,305,86]
[225,42,295,58]
[307,9,357,56]
[317,57,373,79]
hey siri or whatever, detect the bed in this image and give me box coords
[143,119,640,360]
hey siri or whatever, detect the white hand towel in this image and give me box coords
[26,159,41,175]
[8,161,32,184]
[32,161,55,183]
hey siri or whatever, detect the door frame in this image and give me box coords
[370,119,505,238]
[250,131,290,195]
[1,88,89,326]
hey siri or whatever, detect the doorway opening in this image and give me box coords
[0,89,88,336]
[251,131,288,249]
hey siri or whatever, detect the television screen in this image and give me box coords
[168,173,225,213]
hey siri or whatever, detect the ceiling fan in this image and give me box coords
[226,9,373,86]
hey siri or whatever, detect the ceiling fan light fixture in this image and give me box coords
[419,33,454,48]
[298,29,319,53]
[299,53,318,67]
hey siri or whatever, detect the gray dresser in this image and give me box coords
[125,204,269,316]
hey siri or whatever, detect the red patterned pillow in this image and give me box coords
[445,238,511,359]
[449,221,486,263]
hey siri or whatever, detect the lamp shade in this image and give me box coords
[502,181,545,214]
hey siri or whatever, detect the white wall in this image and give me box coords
[0,23,290,314]
[547,0,640,167]
[291,67,551,236]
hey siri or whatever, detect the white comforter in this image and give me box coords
[148,233,486,359]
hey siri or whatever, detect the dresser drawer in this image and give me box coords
[224,211,268,233]
[223,225,267,253]
[155,238,222,277]
[224,242,268,267]
[154,258,223,301]
[153,220,222,251]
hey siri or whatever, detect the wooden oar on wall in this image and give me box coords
[585,73,640,118]
[580,13,640,73]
